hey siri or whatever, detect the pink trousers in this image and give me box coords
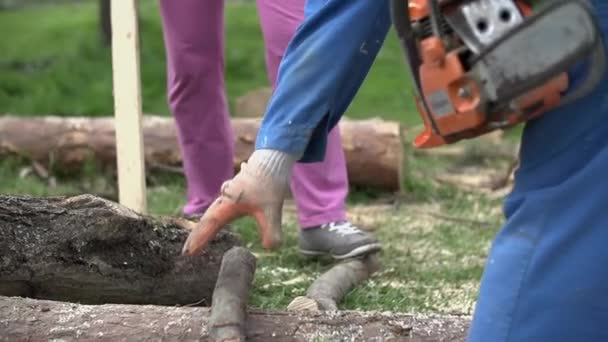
[159,0,348,228]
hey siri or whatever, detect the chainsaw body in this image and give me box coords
[391,0,606,148]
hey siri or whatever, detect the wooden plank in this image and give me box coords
[110,0,147,213]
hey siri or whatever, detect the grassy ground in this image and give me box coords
[0,1,511,314]
[0,145,508,314]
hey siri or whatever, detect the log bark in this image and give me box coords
[0,296,471,341]
[287,254,380,312]
[0,115,405,191]
[0,194,241,306]
[209,247,256,342]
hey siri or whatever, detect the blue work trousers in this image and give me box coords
[258,0,608,341]
[255,0,392,162]
[468,1,608,340]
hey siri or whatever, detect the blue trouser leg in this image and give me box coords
[255,0,391,162]
[468,2,608,341]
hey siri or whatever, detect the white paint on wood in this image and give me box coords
[110,0,147,213]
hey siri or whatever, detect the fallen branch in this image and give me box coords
[288,254,380,311]
[209,247,257,342]
[0,194,241,306]
[0,296,471,341]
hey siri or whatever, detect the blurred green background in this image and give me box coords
[0,0,420,124]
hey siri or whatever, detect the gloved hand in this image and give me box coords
[181,150,296,256]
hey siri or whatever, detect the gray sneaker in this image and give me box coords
[298,221,381,259]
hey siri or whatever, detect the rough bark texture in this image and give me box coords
[0,296,471,341]
[287,254,381,312]
[0,115,405,191]
[209,247,257,342]
[0,194,241,306]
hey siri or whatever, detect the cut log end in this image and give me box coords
[286,296,321,312]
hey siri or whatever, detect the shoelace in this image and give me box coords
[323,221,362,236]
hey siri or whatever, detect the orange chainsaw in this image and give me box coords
[390,0,606,148]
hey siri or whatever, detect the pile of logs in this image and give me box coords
[0,115,406,192]
[0,194,470,341]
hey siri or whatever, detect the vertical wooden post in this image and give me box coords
[110,0,147,213]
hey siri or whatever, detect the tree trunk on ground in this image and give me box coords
[0,194,240,306]
[0,115,405,192]
[0,296,470,341]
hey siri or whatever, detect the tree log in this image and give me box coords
[209,247,256,342]
[0,296,470,341]
[0,115,405,191]
[0,194,240,306]
[287,254,380,312]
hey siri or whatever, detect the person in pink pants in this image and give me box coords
[159,0,380,259]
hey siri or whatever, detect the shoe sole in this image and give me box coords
[299,243,382,260]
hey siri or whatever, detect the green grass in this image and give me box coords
[0,1,507,314]
[0,0,419,124]
[0,149,505,314]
